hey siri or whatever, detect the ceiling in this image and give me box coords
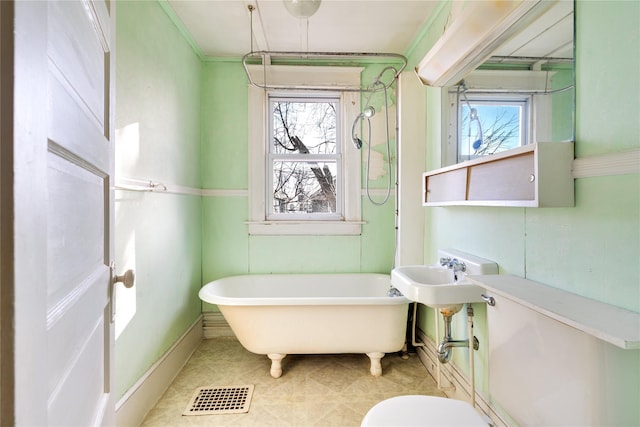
[166,0,573,65]
[166,0,439,57]
[490,0,573,65]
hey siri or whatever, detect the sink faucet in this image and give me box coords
[439,257,466,281]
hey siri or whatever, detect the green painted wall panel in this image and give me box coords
[201,62,249,189]
[526,174,640,311]
[202,196,249,282]
[426,207,526,275]
[551,68,574,142]
[575,0,639,156]
[116,1,201,188]
[114,193,202,396]
[114,0,202,400]
[361,196,397,273]
[248,235,362,274]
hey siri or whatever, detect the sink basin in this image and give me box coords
[391,265,486,308]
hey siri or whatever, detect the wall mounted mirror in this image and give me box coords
[430,1,575,166]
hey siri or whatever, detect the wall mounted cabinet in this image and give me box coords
[423,142,574,207]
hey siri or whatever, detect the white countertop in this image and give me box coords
[468,274,640,350]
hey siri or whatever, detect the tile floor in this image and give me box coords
[142,337,446,426]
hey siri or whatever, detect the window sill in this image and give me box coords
[246,221,364,236]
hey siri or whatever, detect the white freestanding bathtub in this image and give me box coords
[199,273,410,378]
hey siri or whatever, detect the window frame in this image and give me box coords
[267,94,343,221]
[443,69,553,167]
[247,65,363,235]
[455,93,531,163]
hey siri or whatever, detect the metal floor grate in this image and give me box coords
[183,385,254,416]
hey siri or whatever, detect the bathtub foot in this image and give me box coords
[268,353,286,378]
[366,352,385,377]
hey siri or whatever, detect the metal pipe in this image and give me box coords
[436,312,478,364]
[448,84,574,95]
[467,304,476,408]
[435,308,442,388]
[410,303,425,348]
[242,50,407,92]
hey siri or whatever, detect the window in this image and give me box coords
[456,95,530,163]
[247,65,362,235]
[268,95,341,220]
[444,70,554,167]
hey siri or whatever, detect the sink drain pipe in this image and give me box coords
[436,310,477,363]
[436,304,479,406]
[410,302,476,404]
[467,304,476,408]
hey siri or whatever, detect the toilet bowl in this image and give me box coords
[361,395,489,426]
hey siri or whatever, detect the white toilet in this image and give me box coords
[361,395,489,426]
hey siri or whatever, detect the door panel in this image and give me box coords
[48,68,109,171]
[45,0,115,425]
[47,317,108,426]
[46,149,106,305]
[48,0,106,131]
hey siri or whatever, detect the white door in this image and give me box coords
[13,0,117,425]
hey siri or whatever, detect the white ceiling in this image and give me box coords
[167,0,439,57]
[166,0,573,64]
[491,0,573,64]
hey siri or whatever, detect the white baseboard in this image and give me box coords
[203,311,234,339]
[415,329,509,427]
[115,315,203,427]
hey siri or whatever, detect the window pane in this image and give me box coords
[459,101,524,162]
[271,100,337,155]
[272,161,337,214]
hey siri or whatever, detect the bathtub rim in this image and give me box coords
[199,272,410,306]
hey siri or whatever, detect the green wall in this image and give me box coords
[114,0,202,400]
[415,1,639,424]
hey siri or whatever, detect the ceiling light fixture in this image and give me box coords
[282,0,321,19]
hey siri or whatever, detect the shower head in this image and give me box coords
[352,136,363,150]
[362,106,375,119]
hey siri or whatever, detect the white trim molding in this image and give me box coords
[115,316,203,427]
[247,65,364,236]
[572,148,640,179]
[115,176,202,196]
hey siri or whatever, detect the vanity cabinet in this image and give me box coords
[423,142,574,207]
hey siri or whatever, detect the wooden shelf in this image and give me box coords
[423,142,574,207]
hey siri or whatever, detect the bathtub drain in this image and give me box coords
[183,385,254,416]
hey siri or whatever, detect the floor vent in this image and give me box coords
[183,385,254,416]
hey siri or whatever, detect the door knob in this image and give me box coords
[114,269,135,288]
[110,264,135,323]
